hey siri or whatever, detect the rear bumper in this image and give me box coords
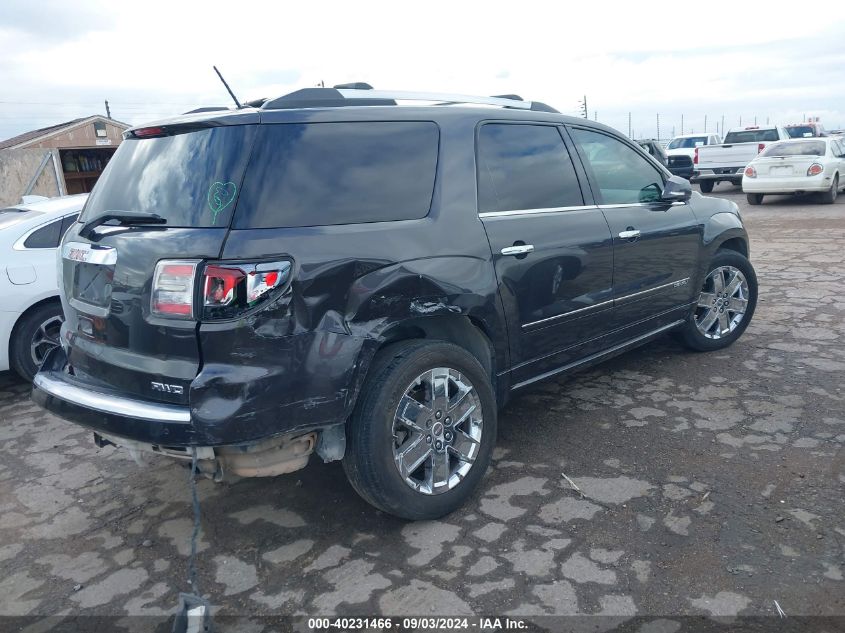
[742,174,830,193]
[32,345,354,447]
[32,347,196,445]
[692,168,745,182]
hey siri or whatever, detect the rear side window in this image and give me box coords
[234,122,439,228]
[82,126,257,228]
[477,124,583,212]
[24,218,63,248]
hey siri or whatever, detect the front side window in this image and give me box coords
[234,121,439,228]
[476,123,583,212]
[571,128,665,205]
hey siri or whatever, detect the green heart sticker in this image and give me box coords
[207,181,237,224]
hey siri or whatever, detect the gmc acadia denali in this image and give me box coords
[32,87,758,520]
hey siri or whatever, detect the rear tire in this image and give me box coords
[699,181,714,194]
[746,193,763,205]
[677,249,757,352]
[819,175,838,204]
[343,340,496,520]
[11,301,63,382]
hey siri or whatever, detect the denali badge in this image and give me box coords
[150,382,184,395]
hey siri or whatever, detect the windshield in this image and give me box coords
[762,141,826,157]
[724,129,780,143]
[667,136,707,149]
[81,125,256,228]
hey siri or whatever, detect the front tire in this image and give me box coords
[343,340,496,520]
[699,181,714,194]
[677,250,757,352]
[819,175,838,204]
[11,301,63,381]
[746,193,763,205]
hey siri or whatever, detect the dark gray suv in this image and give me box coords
[33,87,757,520]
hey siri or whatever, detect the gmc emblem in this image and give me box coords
[68,248,90,262]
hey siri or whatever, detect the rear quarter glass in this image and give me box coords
[232,121,439,229]
[81,125,257,228]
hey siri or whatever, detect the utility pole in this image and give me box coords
[594,111,597,121]
[628,112,632,138]
[704,115,708,133]
[681,114,684,135]
[104,100,111,119]
[721,115,725,136]
[739,115,742,126]
[766,116,769,125]
[656,113,660,141]
[578,95,588,119]
[754,115,757,125]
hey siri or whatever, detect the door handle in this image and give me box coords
[618,229,641,240]
[501,244,534,256]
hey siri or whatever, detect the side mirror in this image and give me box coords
[661,175,692,202]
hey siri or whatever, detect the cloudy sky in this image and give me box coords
[1,0,844,142]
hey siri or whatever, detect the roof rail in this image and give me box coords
[336,89,534,109]
[261,87,559,113]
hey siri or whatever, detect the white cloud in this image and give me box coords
[1,0,844,139]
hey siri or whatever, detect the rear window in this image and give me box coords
[724,129,780,144]
[762,141,826,157]
[233,122,439,228]
[82,125,257,228]
[667,136,707,149]
[785,126,816,138]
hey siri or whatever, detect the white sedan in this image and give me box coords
[0,194,88,380]
[742,137,845,205]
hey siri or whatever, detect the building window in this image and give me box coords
[93,121,107,138]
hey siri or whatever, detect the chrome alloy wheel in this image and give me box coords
[392,367,483,495]
[695,266,749,339]
[30,315,63,368]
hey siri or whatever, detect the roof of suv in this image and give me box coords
[126,87,610,137]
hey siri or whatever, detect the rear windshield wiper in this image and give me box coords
[79,211,166,238]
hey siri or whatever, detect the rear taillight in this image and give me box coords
[744,166,756,178]
[757,143,766,153]
[807,163,824,176]
[151,260,198,319]
[693,147,698,164]
[133,126,166,138]
[202,261,292,320]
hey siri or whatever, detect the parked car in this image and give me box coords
[0,194,87,380]
[785,122,827,138]
[636,139,668,166]
[742,137,845,205]
[665,133,721,180]
[32,87,757,520]
[693,125,790,192]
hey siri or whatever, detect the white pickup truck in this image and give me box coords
[693,125,790,192]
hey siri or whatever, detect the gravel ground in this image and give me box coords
[0,185,843,631]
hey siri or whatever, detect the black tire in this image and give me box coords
[10,301,63,382]
[819,175,838,204]
[677,249,758,352]
[746,193,763,205]
[699,181,714,193]
[343,340,496,520]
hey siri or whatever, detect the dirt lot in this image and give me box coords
[1,186,843,630]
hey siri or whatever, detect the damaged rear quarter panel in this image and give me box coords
[194,130,507,443]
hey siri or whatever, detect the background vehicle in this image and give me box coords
[742,137,845,205]
[665,133,721,180]
[693,125,790,192]
[636,139,668,166]
[0,195,87,380]
[785,122,827,138]
[32,88,757,520]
